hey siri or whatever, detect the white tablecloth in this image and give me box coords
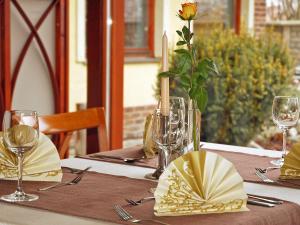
[0,143,299,225]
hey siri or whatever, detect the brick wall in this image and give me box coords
[270,23,300,65]
[254,0,266,35]
[123,105,156,146]
[289,26,300,65]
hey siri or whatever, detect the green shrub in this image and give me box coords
[167,27,297,146]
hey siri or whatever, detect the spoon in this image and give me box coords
[90,154,145,163]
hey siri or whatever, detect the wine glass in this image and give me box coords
[157,96,186,156]
[156,96,185,160]
[272,96,299,166]
[145,99,185,180]
[1,110,39,202]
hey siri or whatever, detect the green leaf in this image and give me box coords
[177,55,191,74]
[174,49,192,61]
[175,48,190,55]
[176,30,183,37]
[189,85,198,98]
[179,74,191,88]
[196,74,206,84]
[182,26,190,41]
[176,41,186,46]
[197,71,208,79]
[196,89,208,112]
[197,58,219,75]
[177,14,185,21]
[158,71,176,78]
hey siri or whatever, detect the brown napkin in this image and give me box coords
[79,145,158,169]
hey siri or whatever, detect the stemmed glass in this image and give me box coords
[145,97,185,180]
[1,110,39,202]
[272,96,299,166]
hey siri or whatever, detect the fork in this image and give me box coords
[255,167,279,174]
[113,204,169,225]
[125,196,155,205]
[255,168,300,188]
[255,170,275,183]
[38,167,91,191]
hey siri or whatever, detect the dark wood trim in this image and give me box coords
[65,0,69,112]
[0,0,11,115]
[125,0,155,57]
[56,0,69,113]
[110,0,124,149]
[234,0,241,34]
[87,0,107,153]
[55,0,69,156]
[148,0,155,57]
[0,0,4,113]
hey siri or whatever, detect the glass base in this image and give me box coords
[1,190,39,202]
[270,158,284,167]
[144,167,165,180]
[145,173,159,180]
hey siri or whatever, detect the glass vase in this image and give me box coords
[187,99,201,151]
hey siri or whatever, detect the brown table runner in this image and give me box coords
[0,170,300,225]
[80,146,300,189]
[204,148,300,188]
[79,145,158,169]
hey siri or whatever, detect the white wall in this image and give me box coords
[69,0,87,112]
[11,0,55,115]
[124,63,160,107]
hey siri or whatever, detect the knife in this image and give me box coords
[90,154,123,160]
[247,199,275,207]
[248,194,283,205]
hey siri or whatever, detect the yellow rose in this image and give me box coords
[178,3,197,20]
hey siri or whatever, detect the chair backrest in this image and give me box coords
[39,107,108,158]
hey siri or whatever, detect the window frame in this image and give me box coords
[124,0,155,58]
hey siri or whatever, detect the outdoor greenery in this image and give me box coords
[164,27,297,146]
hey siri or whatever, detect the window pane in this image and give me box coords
[125,0,149,48]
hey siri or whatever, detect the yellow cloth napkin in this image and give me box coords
[143,114,157,158]
[154,151,248,216]
[280,143,300,179]
[0,132,62,182]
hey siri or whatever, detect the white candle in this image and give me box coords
[161,32,170,116]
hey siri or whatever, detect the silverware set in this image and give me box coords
[255,169,276,183]
[125,196,155,205]
[247,194,283,207]
[90,154,145,163]
[38,166,91,191]
[255,168,300,188]
[113,204,169,225]
[124,193,282,208]
[255,167,279,174]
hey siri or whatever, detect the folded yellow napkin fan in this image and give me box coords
[280,143,300,179]
[154,151,248,216]
[0,132,62,181]
[143,114,156,158]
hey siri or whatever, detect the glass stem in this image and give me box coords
[282,129,287,159]
[16,153,24,193]
[192,100,198,151]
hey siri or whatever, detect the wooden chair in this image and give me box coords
[39,107,108,159]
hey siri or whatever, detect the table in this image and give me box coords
[0,142,299,225]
